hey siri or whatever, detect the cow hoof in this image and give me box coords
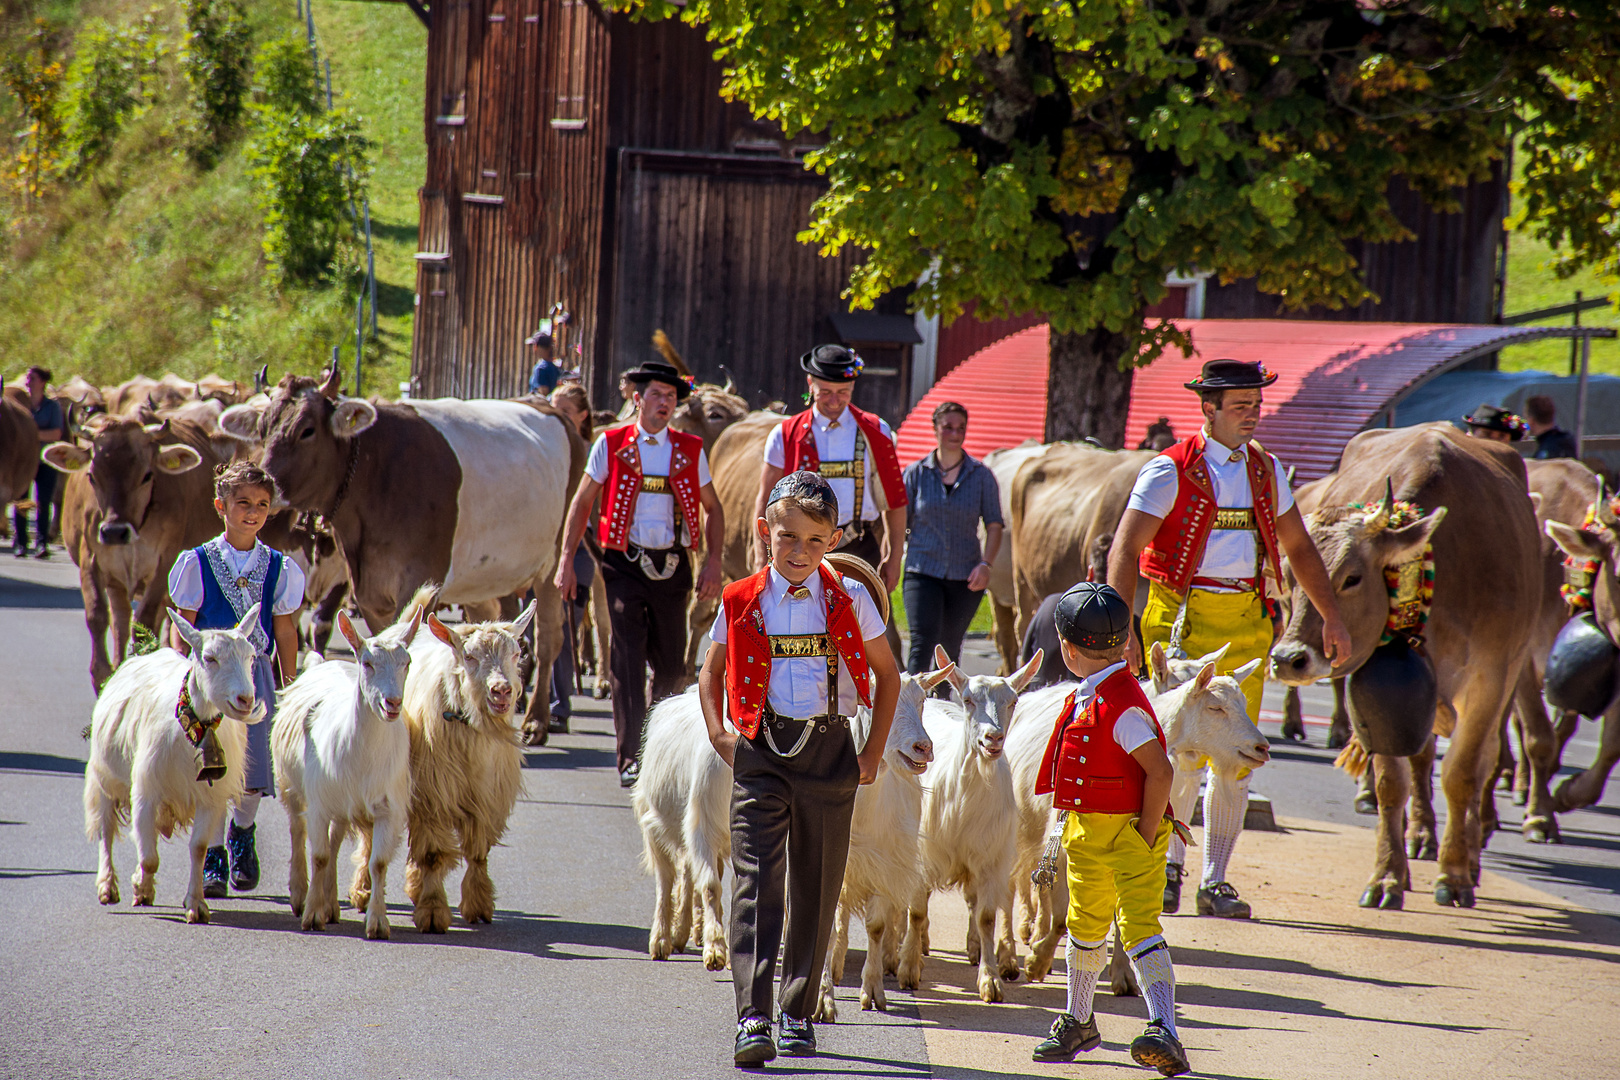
[1434,881,1475,908]
[1552,778,1583,814]
[1511,790,1527,807]
[1354,794,1378,816]
[1359,880,1403,909]
[1326,728,1350,750]
[1407,835,1437,861]
[1523,817,1561,845]
[1281,720,1306,743]
[977,974,1004,1004]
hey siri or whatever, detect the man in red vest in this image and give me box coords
[699,471,899,1066]
[1106,358,1349,919]
[555,359,725,787]
[755,344,909,593]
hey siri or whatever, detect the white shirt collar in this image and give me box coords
[767,566,822,603]
[1203,428,1248,464]
[214,536,263,571]
[1079,659,1131,696]
[635,422,667,446]
[813,406,848,431]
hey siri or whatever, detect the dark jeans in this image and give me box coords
[549,545,596,720]
[11,459,55,552]
[902,571,982,673]
[729,721,860,1021]
[600,546,692,772]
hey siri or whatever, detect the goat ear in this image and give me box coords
[944,658,970,694]
[169,608,204,654]
[919,664,955,691]
[233,602,262,639]
[428,614,465,659]
[400,603,424,648]
[1548,519,1607,562]
[338,610,365,655]
[42,441,92,474]
[155,443,203,474]
[507,599,537,642]
[1195,661,1217,691]
[933,644,951,669]
[1010,649,1042,693]
[331,398,377,439]
[1148,641,1170,689]
[1197,641,1231,668]
[1231,657,1262,686]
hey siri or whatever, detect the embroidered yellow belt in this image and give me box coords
[1212,508,1256,530]
[816,460,861,479]
[639,474,671,493]
[769,634,833,658]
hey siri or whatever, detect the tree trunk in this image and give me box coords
[1044,326,1134,447]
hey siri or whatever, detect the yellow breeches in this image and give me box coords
[1063,812,1171,951]
[1140,580,1273,722]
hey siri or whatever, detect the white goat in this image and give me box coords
[899,646,1042,1003]
[402,597,535,933]
[83,605,264,923]
[814,669,943,1021]
[272,603,423,939]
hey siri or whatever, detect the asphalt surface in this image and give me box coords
[2,556,1615,1079]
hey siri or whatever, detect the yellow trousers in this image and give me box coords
[1063,812,1171,951]
[1140,579,1273,722]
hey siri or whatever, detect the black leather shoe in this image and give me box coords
[203,846,229,898]
[1162,863,1184,914]
[777,1014,816,1057]
[734,1016,776,1067]
[1130,1021,1190,1076]
[1032,1012,1101,1062]
[1196,881,1251,919]
[619,762,640,788]
[548,714,569,734]
[227,821,260,891]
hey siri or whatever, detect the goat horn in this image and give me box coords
[319,366,342,399]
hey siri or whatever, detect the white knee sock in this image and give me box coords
[1065,936,1107,1021]
[232,794,262,830]
[1127,937,1178,1038]
[1201,771,1248,886]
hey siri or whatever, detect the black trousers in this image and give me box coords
[11,459,55,551]
[600,546,691,772]
[834,525,883,570]
[729,720,860,1021]
[549,545,595,720]
[902,571,983,673]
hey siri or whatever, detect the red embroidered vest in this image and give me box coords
[1034,668,1165,815]
[597,425,705,551]
[1138,432,1281,595]
[780,405,908,514]
[723,565,873,738]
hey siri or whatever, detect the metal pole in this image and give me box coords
[364,199,377,337]
[355,294,365,397]
[325,59,333,111]
[1576,333,1591,460]
[330,345,340,385]
[1571,290,1583,375]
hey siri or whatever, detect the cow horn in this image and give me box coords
[1363,478,1393,531]
[319,366,342,399]
[142,418,170,437]
[1597,476,1619,529]
[254,364,269,393]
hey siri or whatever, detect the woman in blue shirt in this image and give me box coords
[900,402,1002,673]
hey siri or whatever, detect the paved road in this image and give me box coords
[2,558,1615,1079]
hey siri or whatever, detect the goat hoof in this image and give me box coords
[999,962,1021,983]
[414,903,452,934]
[365,919,391,941]
[1110,974,1137,997]
[350,890,371,911]
[649,934,673,961]
[897,962,921,991]
[1510,790,1527,807]
[98,882,119,906]
[132,894,154,907]
[1025,957,1051,983]
[703,945,728,972]
[860,989,886,1012]
[977,974,1004,1004]
[1523,817,1561,845]
[186,908,208,925]
[813,994,837,1023]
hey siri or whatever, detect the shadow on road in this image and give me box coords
[0,576,83,610]
[0,751,86,774]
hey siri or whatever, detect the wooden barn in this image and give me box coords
[402,0,1507,425]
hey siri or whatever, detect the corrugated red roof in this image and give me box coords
[897,319,1573,481]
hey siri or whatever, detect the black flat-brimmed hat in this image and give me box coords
[1184,358,1277,392]
[1054,581,1132,651]
[524,328,554,348]
[801,344,865,382]
[623,359,692,399]
[1462,403,1527,439]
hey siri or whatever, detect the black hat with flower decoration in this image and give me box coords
[1462,403,1528,440]
[801,343,865,382]
[1184,358,1277,392]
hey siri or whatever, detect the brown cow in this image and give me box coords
[1270,423,1541,909]
[44,417,223,691]
[982,442,1046,674]
[223,372,584,730]
[0,382,37,509]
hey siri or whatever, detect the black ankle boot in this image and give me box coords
[1163,862,1184,914]
[203,846,229,898]
[227,821,259,891]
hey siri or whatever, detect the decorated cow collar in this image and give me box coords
[1347,498,1436,648]
[1562,494,1620,612]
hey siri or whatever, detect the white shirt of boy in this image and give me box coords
[1075,660,1161,754]
[709,567,886,718]
[584,422,714,551]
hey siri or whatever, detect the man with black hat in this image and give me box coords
[525,327,562,396]
[754,344,908,594]
[1462,403,1529,444]
[555,359,725,787]
[1106,358,1349,919]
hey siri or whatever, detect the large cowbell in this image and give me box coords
[1545,613,1620,719]
[1347,641,1439,758]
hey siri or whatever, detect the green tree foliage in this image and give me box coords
[250,30,321,118]
[179,0,253,167]
[0,19,65,201]
[628,1,1620,442]
[55,9,165,180]
[245,36,368,289]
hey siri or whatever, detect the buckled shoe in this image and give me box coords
[778,1014,816,1057]
[203,846,229,899]
[227,821,259,892]
[734,1016,776,1067]
[1162,862,1184,914]
[1032,1011,1101,1062]
[1130,1021,1190,1076]
[1195,881,1251,919]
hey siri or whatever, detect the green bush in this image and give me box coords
[0,20,66,200]
[179,0,252,167]
[245,104,368,288]
[251,33,320,118]
[55,10,165,180]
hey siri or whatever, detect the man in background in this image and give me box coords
[14,365,62,558]
[1526,394,1578,459]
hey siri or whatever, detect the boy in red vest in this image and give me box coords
[698,471,900,1067]
[1032,582,1189,1077]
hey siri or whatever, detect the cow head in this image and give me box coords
[937,644,1041,760]
[1270,483,1447,685]
[670,385,751,451]
[244,371,373,512]
[1154,659,1270,778]
[879,670,945,776]
[337,606,421,721]
[170,604,264,723]
[43,419,204,546]
[427,601,536,727]
[1548,480,1620,645]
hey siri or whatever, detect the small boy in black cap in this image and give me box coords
[1031,581,1190,1076]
